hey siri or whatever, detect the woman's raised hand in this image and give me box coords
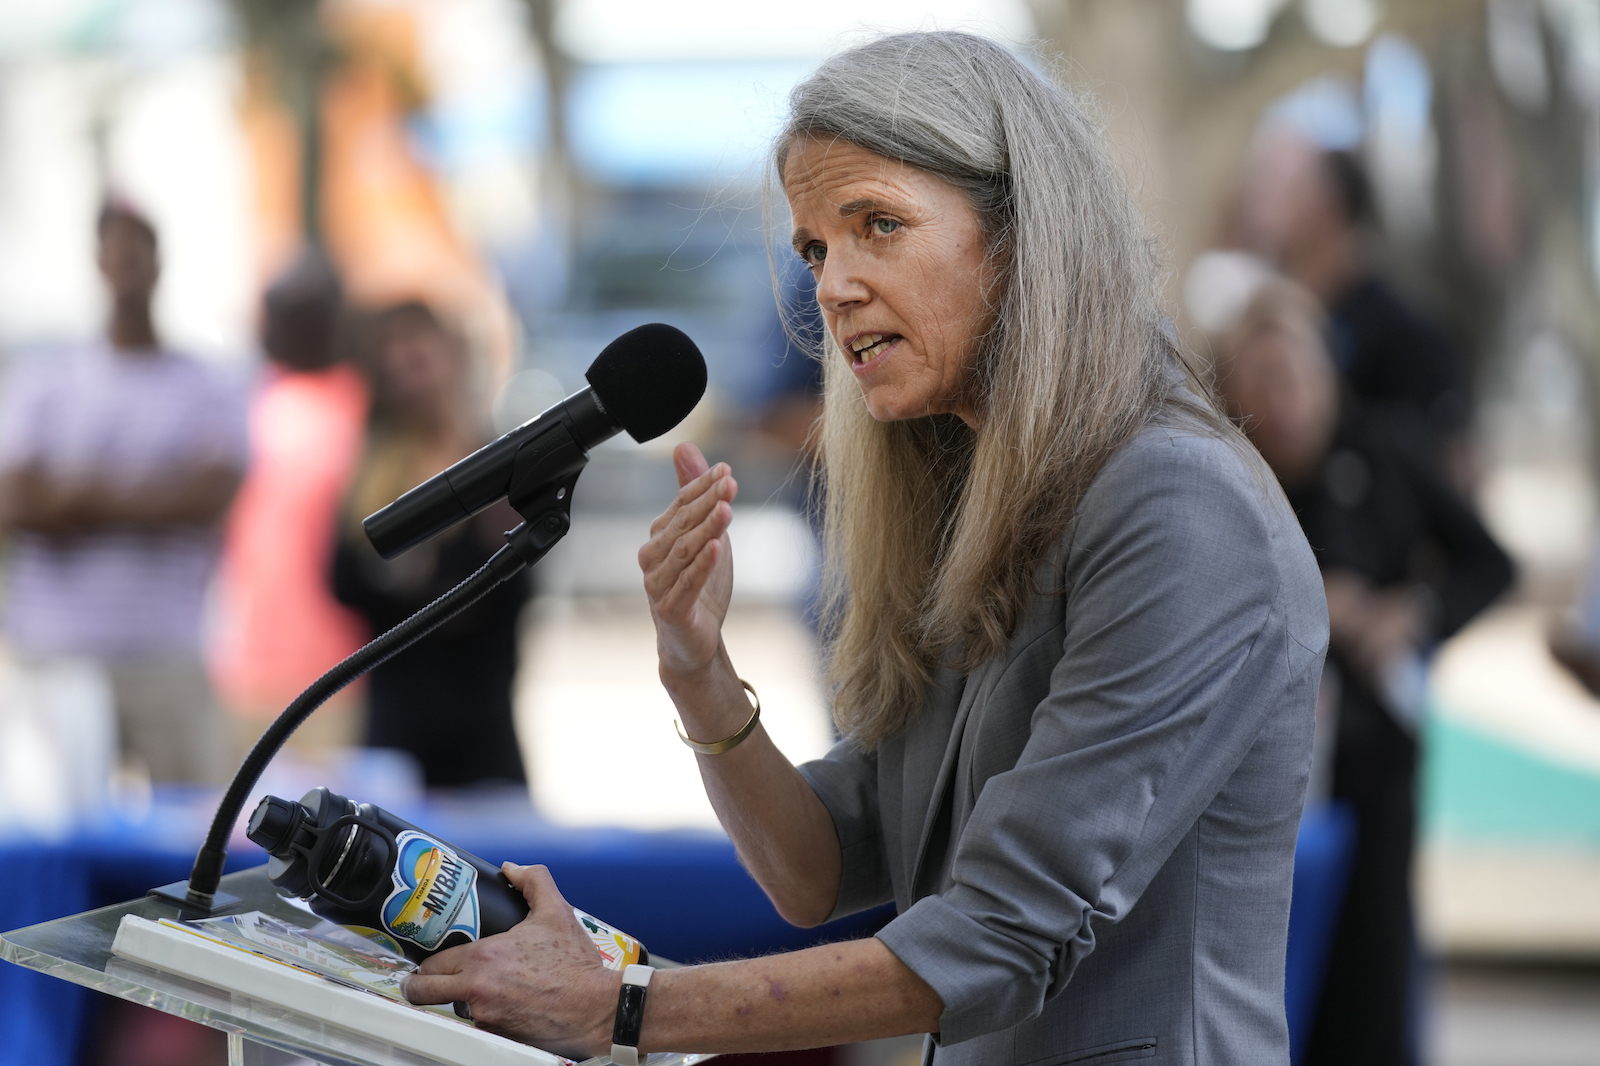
[640,442,737,678]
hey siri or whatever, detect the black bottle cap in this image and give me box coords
[247,795,303,857]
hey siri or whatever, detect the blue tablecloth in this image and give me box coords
[1286,801,1358,1063]
[0,795,1354,1066]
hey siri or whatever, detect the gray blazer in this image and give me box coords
[799,420,1327,1066]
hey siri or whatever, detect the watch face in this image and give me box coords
[612,981,649,1051]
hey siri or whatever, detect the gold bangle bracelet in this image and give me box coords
[674,679,761,755]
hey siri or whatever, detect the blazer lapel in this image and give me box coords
[906,658,994,895]
[902,546,1074,900]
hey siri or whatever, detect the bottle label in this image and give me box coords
[381,831,481,951]
[574,908,645,969]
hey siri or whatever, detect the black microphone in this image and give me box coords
[362,322,707,560]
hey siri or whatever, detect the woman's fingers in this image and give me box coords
[645,443,711,538]
[648,459,731,538]
[503,861,569,917]
[416,943,469,975]
[407,937,475,1007]
[402,969,469,1006]
[657,532,724,617]
[646,467,733,549]
[649,494,731,585]
[640,471,736,584]
[642,499,732,607]
[674,441,709,487]
[640,443,738,671]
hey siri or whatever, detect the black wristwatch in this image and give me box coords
[611,963,654,1066]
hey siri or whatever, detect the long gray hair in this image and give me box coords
[776,31,1232,747]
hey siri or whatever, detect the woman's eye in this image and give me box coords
[871,218,901,236]
[803,244,827,265]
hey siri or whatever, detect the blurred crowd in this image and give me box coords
[0,203,533,797]
[0,195,820,805]
[1192,129,1514,1065]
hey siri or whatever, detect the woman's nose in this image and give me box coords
[815,258,871,314]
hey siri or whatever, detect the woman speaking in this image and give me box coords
[407,31,1327,1065]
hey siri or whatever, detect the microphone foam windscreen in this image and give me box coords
[585,323,708,442]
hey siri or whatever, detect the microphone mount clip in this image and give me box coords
[501,423,586,568]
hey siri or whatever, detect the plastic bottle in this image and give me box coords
[246,787,648,967]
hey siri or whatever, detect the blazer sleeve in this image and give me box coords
[875,431,1326,1044]
[799,738,894,918]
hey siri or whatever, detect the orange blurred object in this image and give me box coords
[210,364,370,716]
[239,0,515,378]
[239,52,304,289]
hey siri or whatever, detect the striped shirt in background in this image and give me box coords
[0,342,249,659]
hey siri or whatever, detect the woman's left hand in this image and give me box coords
[403,863,618,1059]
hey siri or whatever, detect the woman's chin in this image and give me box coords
[862,393,925,423]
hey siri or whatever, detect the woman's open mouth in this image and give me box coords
[848,333,901,366]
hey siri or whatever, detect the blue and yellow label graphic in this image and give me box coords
[381,831,480,951]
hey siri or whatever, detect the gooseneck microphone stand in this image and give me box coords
[157,447,589,913]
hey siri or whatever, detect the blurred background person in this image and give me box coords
[1216,278,1513,1066]
[209,249,369,745]
[0,201,248,784]
[1238,139,1472,485]
[333,301,528,790]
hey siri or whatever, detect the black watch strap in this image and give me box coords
[611,963,654,1066]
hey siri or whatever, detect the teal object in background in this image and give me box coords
[1422,712,1600,845]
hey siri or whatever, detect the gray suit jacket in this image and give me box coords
[799,420,1327,1066]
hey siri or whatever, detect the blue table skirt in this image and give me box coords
[1286,801,1358,1063]
[0,796,1354,1066]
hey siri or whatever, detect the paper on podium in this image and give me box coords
[112,914,571,1066]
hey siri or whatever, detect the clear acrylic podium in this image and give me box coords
[0,866,716,1066]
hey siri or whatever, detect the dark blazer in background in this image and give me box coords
[1292,401,1513,1066]
[801,419,1328,1066]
